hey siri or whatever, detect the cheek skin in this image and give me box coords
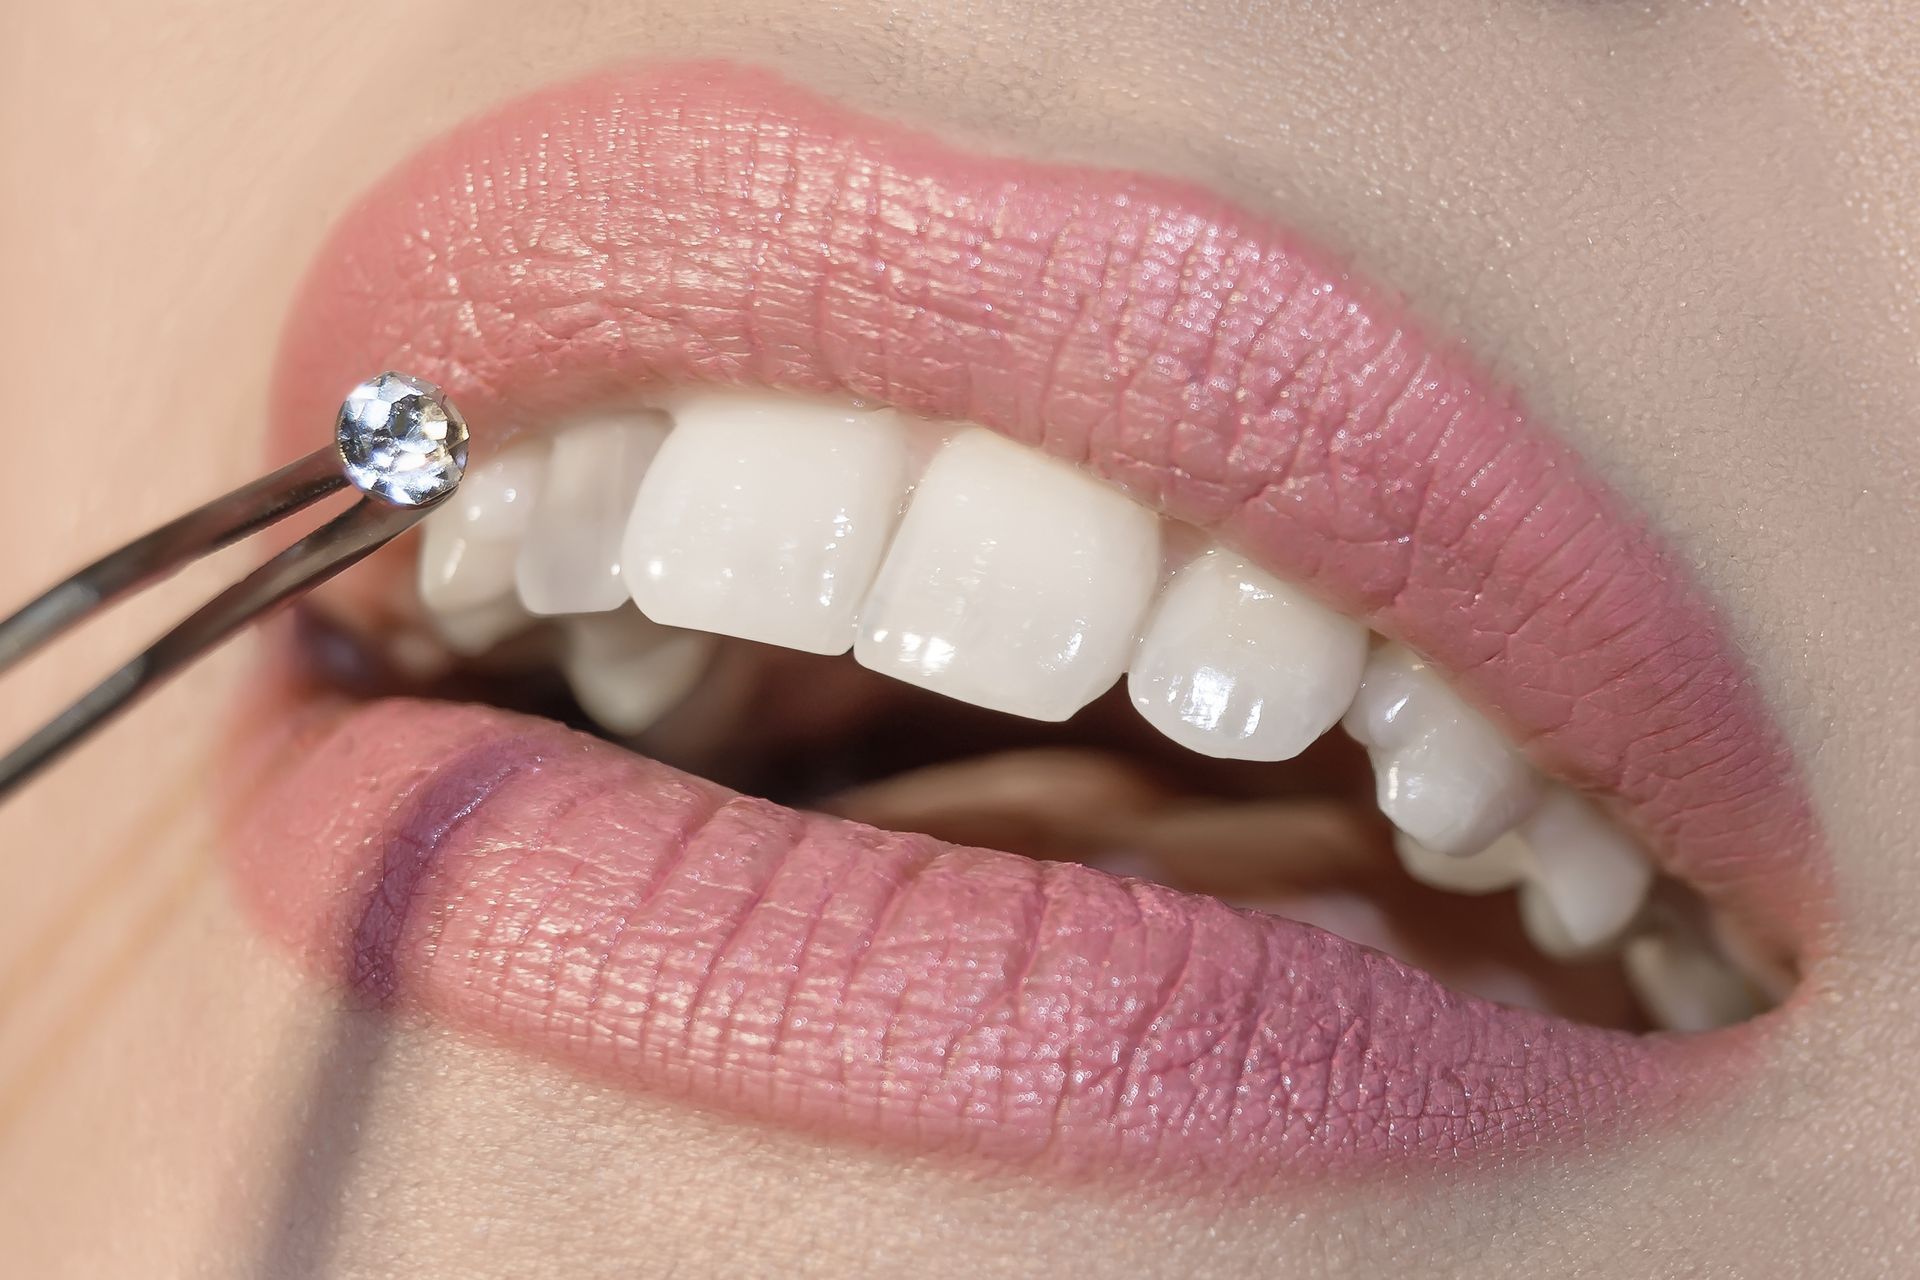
[0,0,1916,1276]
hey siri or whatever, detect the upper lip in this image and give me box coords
[242,58,1829,1183]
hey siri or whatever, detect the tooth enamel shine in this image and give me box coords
[855,429,1160,721]
[516,416,668,615]
[1342,644,1543,857]
[1128,550,1368,761]
[418,442,550,613]
[622,394,910,654]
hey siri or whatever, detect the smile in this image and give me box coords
[228,59,1830,1187]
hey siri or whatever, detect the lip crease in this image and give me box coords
[235,58,1827,1183]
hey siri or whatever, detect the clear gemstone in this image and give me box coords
[335,371,469,506]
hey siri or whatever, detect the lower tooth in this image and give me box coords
[1395,831,1531,895]
[1342,644,1542,857]
[1517,789,1654,953]
[1622,929,1763,1031]
[517,416,668,615]
[559,607,713,736]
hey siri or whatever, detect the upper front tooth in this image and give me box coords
[417,442,549,613]
[1517,788,1655,952]
[1127,550,1368,761]
[559,606,714,736]
[516,415,668,616]
[1341,644,1542,856]
[622,393,910,655]
[855,428,1160,721]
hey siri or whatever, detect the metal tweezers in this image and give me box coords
[0,371,466,802]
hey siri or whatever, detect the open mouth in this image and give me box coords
[228,60,1828,1186]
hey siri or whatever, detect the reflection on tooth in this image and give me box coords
[855,429,1160,721]
[622,394,910,654]
[1518,790,1654,953]
[517,416,668,615]
[429,595,538,656]
[417,443,550,613]
[1396,831,1531,896]
[560,606,714,736]
[1127,550,1367,761]
[1623,930,1763,1032]
[1341,644,1542,856]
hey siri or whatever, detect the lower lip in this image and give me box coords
[226,695,1737,1184]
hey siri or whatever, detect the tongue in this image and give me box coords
[821,746,1392,882]
[824,747,1643,1028]
[823,748,1173,863]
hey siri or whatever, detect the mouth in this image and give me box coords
[229,59,1828,1186]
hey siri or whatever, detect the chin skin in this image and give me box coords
[1,1,1918,1276]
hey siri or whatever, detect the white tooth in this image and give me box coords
[1396,831,1532,895]
[429,595,538,656]
[1341,644,1542,856]
[1127,550,1367,761]
[1516,881,1603,960]
[854,428,1160,721]
[417,443,551,613]
[1623,930,1763,1032]
[622,394,910,654]
[1517,789,1654,952]
[560,607,714,736]
[516,416,668,615]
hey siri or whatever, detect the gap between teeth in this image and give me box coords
[414,387,1772,1030]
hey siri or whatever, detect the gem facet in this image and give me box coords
[335,371,469,506]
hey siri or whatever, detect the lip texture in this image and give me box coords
[241,60,1826,1181]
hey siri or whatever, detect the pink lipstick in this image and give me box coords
[228,59,1826,1187]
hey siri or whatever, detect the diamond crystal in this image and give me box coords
[335,371,469,506]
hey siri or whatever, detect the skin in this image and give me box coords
[1,0,1915,1273]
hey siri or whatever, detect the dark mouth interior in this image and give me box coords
[300,606,1686,1032]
